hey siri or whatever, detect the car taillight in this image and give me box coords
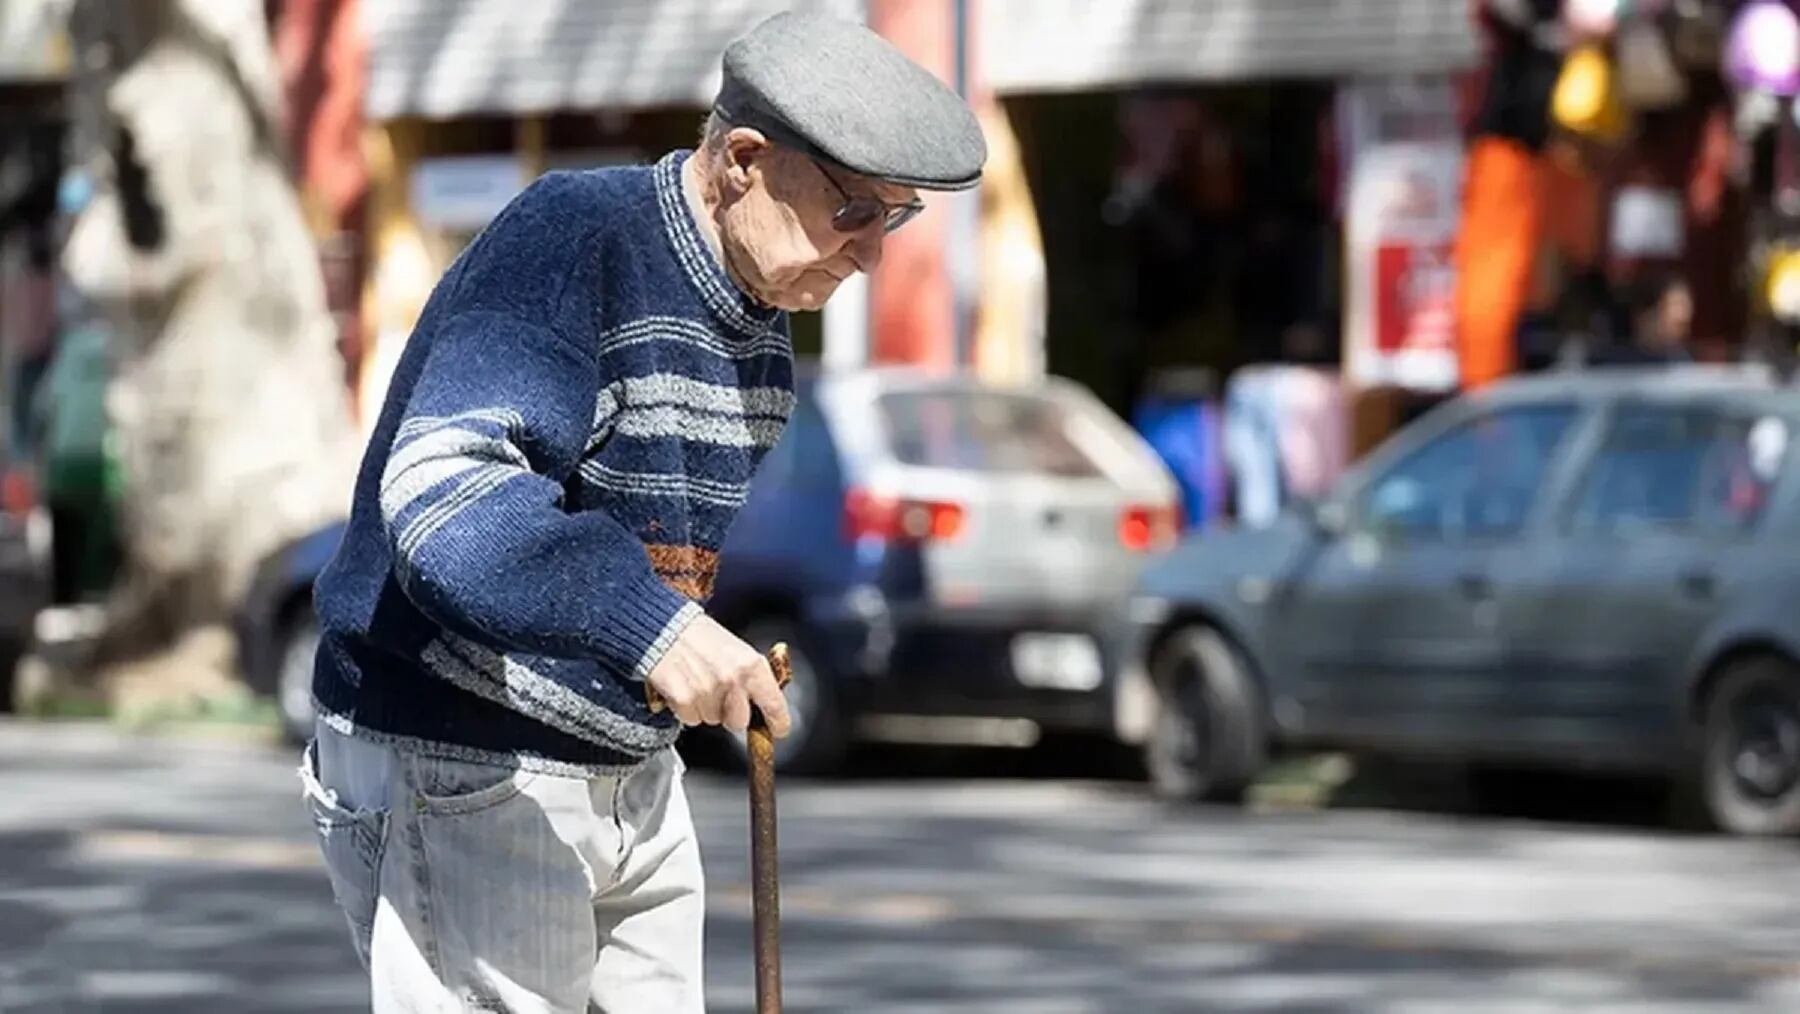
[0,469,35,517]
[1119,504,1178,552]
[845,488,965,543]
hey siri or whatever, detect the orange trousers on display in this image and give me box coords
[1454,137,1546,390]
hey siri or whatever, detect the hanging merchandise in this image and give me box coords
[1742,90,1784,137]
[1133,395,1227,531]
[1668,0,1726,71]
[1616,18,1689,109]
[1485,0,1548,32]
[1552,44,1631,142]
[1610,185,1685,259]
[1268,369,1351,502]
[1551,45,1628,140]
[1454,139,1545,389]
[1563,0,1623,38]
[1723,0,1800,96]
[1221,370,1288,529]
[1221,366,1351,528]
[1766,248,1800,324]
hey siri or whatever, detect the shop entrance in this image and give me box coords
[1006,83,1342,417]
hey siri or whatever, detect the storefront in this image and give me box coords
[986,1,1476,389]
[979,0,1481,521]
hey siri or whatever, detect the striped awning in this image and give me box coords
[363,0,865,120]
[980,0,1482,94]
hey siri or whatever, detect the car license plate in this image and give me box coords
[1011,633,1103,691]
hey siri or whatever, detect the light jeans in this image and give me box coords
[299,722,706,1013]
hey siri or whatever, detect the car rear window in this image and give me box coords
[875,390,1105,477]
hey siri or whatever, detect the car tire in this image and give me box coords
[275,612,321,746]
[1699,655,1800,837]
[1144,625,1265,803]
[726,618,845,776]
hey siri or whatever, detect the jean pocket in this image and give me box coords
[299,742,388,959]
[409,754,536,816]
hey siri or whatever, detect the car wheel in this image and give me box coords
[1144,625,1265,802]
[1700,655,1800,836]
[276,613,321,746]
[727,619,845,776]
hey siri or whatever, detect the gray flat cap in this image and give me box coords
[714,11,987,191]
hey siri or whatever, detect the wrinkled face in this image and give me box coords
[713,129,920,312]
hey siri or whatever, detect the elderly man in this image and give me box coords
[299,11,983,1012]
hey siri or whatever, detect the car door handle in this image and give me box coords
[1456,573,1494,601]
[1679,569,1718,599]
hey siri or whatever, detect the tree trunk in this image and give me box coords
[61,0,357,674]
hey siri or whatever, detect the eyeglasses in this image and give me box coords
[813,159,925,234]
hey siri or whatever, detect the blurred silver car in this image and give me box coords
[709,367,1179,771]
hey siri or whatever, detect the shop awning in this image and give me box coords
[981,0,1482,94]
[364,0,863,120]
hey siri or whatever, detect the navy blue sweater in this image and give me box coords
[312,152,794,774]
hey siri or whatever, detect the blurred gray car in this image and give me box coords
[1124,366,1800,835]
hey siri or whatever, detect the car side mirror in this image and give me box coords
[1318,501,1351,536]
[1299,498,1349,538]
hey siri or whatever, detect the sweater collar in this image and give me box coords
[653,151,781,337]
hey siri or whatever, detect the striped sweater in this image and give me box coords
[311,151,794,774]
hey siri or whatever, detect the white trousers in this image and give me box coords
[300,722,706,1013]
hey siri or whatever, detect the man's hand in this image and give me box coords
[646,614,792,738]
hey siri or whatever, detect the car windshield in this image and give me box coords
[875,389,1106,478]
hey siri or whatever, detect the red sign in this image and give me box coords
[1374,241,1457,356]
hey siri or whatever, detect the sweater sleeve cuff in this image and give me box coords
[592,568,702,682]
[634,599,703,682]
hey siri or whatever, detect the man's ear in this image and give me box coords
[722,127,771,194]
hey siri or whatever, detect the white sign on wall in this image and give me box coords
[1339,77,1465,392]
[410,156,524,232]
[1344,140,1465,392]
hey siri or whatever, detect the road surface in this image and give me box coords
[1,722,1797,1012]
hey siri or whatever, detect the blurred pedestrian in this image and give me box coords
[1624,274,1694,363]
[301,12,984,1012]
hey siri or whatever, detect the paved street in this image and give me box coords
[2,722,1799,1013]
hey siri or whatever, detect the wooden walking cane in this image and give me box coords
[646,645,791,1012]
[750,643,791,1014]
